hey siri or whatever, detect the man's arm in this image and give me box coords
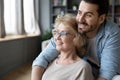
[31,66,45,80]
[31,38,59,80]
[32,37,59,68]
[98,25,120,80]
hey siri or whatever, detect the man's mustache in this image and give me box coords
[78,22,88,26]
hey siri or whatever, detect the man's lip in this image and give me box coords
[78,23,86,29]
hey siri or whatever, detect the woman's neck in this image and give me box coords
[56,50,80,65]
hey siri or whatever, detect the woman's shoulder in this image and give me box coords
[77,59,92,69]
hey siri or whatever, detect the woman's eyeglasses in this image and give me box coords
[52,29,70,37]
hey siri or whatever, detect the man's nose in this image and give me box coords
[76,14,85,22]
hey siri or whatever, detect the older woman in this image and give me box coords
[41,13,94,80]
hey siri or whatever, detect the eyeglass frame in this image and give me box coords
[52,29,73,37]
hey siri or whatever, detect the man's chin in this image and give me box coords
[78,29,84,34]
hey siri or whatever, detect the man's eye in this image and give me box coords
[86,14,92,17]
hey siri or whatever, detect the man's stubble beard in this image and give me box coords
[78,25,98,38]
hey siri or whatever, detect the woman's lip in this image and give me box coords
[56,41,63,45]
[57,43,62,45]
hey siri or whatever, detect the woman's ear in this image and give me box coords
[73,35,79,46]
[73,33,83,48]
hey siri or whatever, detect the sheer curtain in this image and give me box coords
[23,0,40,34]
[3,0,40,36]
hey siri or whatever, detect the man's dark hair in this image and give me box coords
[81,0,109,16]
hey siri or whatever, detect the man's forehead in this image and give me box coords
[79,1,98,13]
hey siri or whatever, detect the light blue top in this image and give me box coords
[32,20,120,80]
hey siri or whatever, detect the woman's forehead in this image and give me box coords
[57,23,70,30]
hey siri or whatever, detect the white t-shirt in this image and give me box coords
[87,37,99,66]
[42,59,94,80]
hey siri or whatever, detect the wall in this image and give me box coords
[0,36,41,77]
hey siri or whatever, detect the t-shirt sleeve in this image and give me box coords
[32,37,59,68]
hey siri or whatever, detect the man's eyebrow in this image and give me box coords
[86,12,94,15]
[78,10,94,15]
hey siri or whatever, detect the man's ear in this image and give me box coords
[99,14,106,24]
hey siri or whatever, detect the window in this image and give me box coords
[1,0,40,37]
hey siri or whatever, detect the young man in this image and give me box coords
[31,0,120,80]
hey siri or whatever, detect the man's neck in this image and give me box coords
[85,30,98,39]
[86,27,99,39]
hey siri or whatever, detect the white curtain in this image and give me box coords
[4,0,40,35]
[23,0,40,34]
[4,0,20,34]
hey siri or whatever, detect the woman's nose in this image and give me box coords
[55,33,61,40]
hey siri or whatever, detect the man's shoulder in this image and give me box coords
[97,20,120,42]
[105,20,119,29]
[104,20,120,34]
